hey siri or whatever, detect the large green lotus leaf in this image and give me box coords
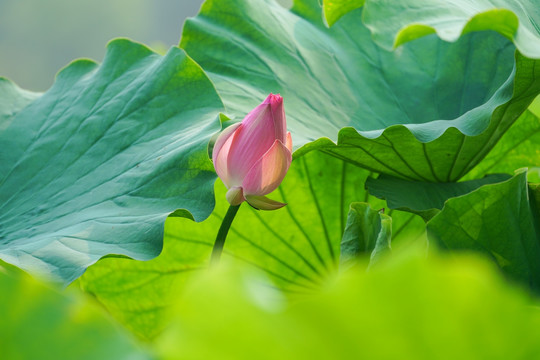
[0,39,223,284]
[181,0,540,181]
[357,0,540,59]
[79,150,422,339]
[0,266,149,360]
[427,171,540,291]
[155,250,540,359]
[366,173,512,221]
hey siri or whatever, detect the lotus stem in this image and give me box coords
[210,204,241,266]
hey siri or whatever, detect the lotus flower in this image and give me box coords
[212,94,292,210]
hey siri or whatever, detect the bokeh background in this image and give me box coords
[0,0,205,91]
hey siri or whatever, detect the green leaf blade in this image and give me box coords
[0,39,223,284]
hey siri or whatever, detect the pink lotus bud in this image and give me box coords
[212,94,293,210]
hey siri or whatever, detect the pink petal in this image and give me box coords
[245,195,287,210]
[242,139,292,196]
[226,104,276,184]
[212,122,242,188]
[264,93,287,143]
[285,131,292,152]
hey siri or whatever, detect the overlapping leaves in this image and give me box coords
[181,0,540,181]
[366,173,512,221]
[318,0,540,289]
[2,1,540,356]
[358,0,540,58]
[466,105,540,178]
[427,171,540,291]
[79,151,424,339]
[367,169,540,290]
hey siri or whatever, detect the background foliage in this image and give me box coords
[1,0,540,358]
[0,0,204,91]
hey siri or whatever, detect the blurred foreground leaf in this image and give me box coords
[155,250,540,359]
[0,267,149,360]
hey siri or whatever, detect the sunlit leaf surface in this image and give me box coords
[80,150,424,339]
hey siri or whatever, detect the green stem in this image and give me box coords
[210,204,241,266]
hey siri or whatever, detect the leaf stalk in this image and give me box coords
[210,204,241,265]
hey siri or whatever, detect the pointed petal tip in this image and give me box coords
[245,195,287,211]
[264,93,283,105]
[285,132,292,152]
